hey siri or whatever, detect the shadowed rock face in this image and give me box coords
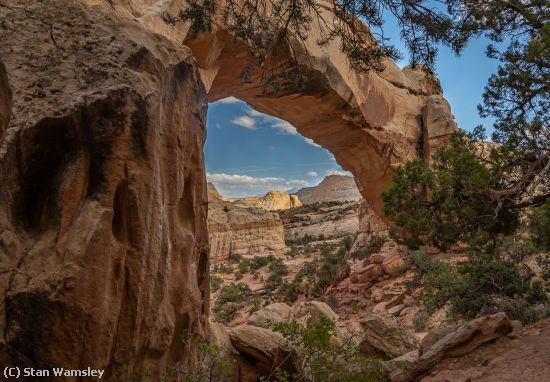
[0,0,208,378]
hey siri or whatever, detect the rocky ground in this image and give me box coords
[208,188,550,381]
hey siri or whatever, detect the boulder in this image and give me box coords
[229,325,297,378]
[382,254,406,275]
[385,312,512,382]
[388,304,406,317]
[386,292,406,309]
[248,303,293,328]
[292,301,339,325]
[369,253,387,264]
[359,313,418,358]
[350,263,384,283]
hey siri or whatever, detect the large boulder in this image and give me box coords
[360,313,418,358]
[229,325,297,380]
[248,303,293,328]
[350,263,384,283]
[384,313,513,382]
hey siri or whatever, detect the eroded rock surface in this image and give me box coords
[294,175,362,204]
[208,184,287,262]
[0,0,209,378]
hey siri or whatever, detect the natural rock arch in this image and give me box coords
[0,0,455,379]
[184,29,456,215]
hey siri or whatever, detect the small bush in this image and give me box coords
[214,283,252,323]
[249,255,275,270]
[351,235,386,260]
[268,317,385,382]
[413,310,429,332]
[268,258,289,276]
[341,235,354,251]
[210,276,223,292]
[536,254,550,282]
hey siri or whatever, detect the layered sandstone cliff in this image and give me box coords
[207,184,286,262]
[0,1,209,378]
[294,175,362,204]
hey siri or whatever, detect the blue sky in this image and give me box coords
[205,19,501,198]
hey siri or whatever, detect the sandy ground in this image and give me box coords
[420,318,550,382]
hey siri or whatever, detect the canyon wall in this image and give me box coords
[208,184,286,263]
[0,0,209,378]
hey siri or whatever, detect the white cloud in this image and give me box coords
[207,173,309,198]
[306,171,318,177]
[325,169,353,177]
[232,116,256,129]
[215,96,242,104]
[304,138,321,147]
[246,109,298,135]
[272,121,298,135]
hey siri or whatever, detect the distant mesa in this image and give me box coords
[237,190,302,211]
[293,175,361,205]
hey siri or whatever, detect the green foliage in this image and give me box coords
[223,205,230,213]
[341,235,355,252]
[313,245,348,296]
[536,254,550,282]
[210,276,223,292]
[249,255,275,271]
[214,283,252,323]
[410,250,548,321]
[268,258,289,276]
[162,340,237,382]
[530,200,550,250]
[351,235,386,260]
[268,317,385,382]
[383,133,520,250]
[214,263,234,274]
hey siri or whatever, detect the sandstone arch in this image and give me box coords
[0,0,455,379]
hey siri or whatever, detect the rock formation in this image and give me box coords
[0,0,209,378]
[294,175,362,204]
[237,190,302,211]
[0,0,457,378]
[280,200,360,241]
[207,184,287,262]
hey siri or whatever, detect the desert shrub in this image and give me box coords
[302,233,315,245]
[313,246,349,296]
[285,246,298,258]
[341,235,354,251]
[294,261,318,282]
[210,276,223,292]
[417,253,548,320]
[266,317,385,382]
[214,283,252,323]
[412,310,429,332]
[536,254,550,282]
[160,339,237,382]
[249,255,275,270]
[500,235,537,262]
[268,258,289,276]
[276,280,302,303]
[265,273,283,292]
[497,296,550,324]
[530,200,550,251]
[215,263,233,274]
[351,235,386,260]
